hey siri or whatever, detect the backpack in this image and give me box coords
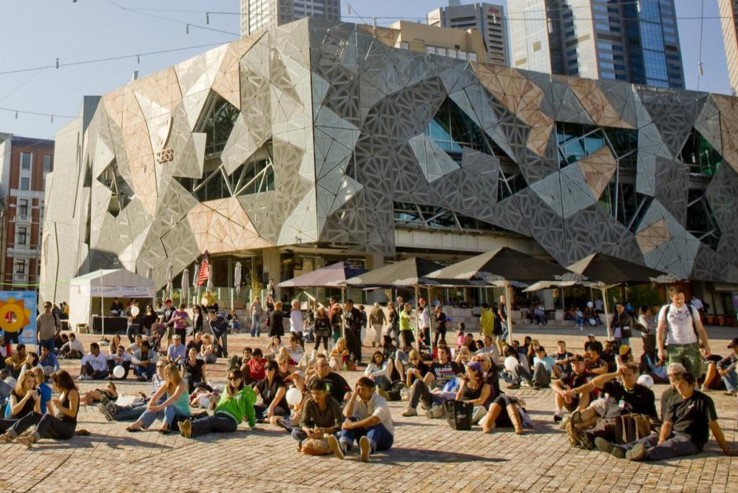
[664,303,698,337]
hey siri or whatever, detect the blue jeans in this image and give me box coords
[251,315,261,337]
[722,370,738,392]
[114,403,148,421]
[134,363,156,380]
[619,433,699,461]
[339,423,394,453]
[138,404,190,428]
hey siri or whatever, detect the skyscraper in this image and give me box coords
[719,0,738,95]
[508,0,684,88]
[240,0,341,37]
[427,2,509,65]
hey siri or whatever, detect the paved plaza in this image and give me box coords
[1,324,737,493]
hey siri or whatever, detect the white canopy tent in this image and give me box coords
[68,269,156,329]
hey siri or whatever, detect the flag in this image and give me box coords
[197,252,210,287]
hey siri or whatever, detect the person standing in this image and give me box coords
[497,295,509,348]
[398,303,414,349]
[289,300,304,347]
[36,302,60,354]
[343,300,363,365]
[369,303,386,348]
[657,286,711,379]
[611,302,633,348]
[250,297,263,337]
[208,309,229,358]
[269,301,285,347]
[479,303,494,340]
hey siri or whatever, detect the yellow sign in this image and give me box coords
[0,297,32,333]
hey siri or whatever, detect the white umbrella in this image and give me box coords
[181,268,189,305]
[192,263,199,288]
[166,263,173,301]
[234,262,242,294]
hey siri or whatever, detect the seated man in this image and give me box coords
[566,363,657,449]
[166,334,187,365]
[595,372,738,460]
[131,340,158,381]
[4,344,27,379]
[553,341,574,379]
[107,345,132,380]
[716,337,738,396]
[532,346,555,390]
[59,333,84,359]
[401,345,462,418]
[79,342,110,380]
[551,355,591,422]
[600,340,617,373]
[584,346,609,376]
[330,376,394,462]
[310,354,352,404]
[501,346,533,389]
[39,345,60,377]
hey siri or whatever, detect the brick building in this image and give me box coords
[0,133,54,290]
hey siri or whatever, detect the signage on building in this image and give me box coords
[0,291,36,346]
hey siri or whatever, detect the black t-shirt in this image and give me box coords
[430,360,462,388]
[256,377,288,409]
[10,389,35,418]
[460,380,493,408]
[665,391,717,450]
[602,381,657,418]
[321,371,351,403]
[435,312,448,332]
[559,370,589,390]
[183,359,205,383]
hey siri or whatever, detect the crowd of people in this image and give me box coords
[0,284,735,463]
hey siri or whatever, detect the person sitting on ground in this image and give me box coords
[182,347,207,394]
[39,345,60,378]
[455,345,473,369]
[594,372,738,460]
[131,340,158,381]
[566,363,657,450]
[126,363,190,434]
[584,334,603,354]
[641,348,668,384]
[399,349,430,388]
[99,360,168,422]
[455,361,493,426]
[480,389,527,435]
[292,378,344,453]
[275,370,310,433]
[330,338,350,371]
[79,343,109,380]
[107,334,124,357]
[276,347,296,385]
[107,345,132,380]
[584,345,608,376]
[31,368,52,414]
[600,340,617,372]
[18,351,43,382]
[716,337,738,396]
[364,351,397,391]
[180,369,257,439]
[330,376,394,462]
[126,334,144,356]
[4,344,27,379]
[551,354,591,422]
[286,333,304,367]
[253,360,289,424]
[553,341,574,379]
[475,335,500,363]
[0,372,41,434]
[187,331,204,354]
[311,354,352,404]
[700,346,723,392]
[243,348,267,385]
[501,346,533,389]
[82,382,118,406]
[402,345,462,418]
[1,370,80,446]
[532,346,555,390]
[166,334,187,365]
[199,333,217,364]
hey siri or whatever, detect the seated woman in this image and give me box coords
[126,363,191,434]
[82,382,119,406]
[31,367,53,414]
[2,370,80,446]
[286,334,304,367]
[480,392,526,435]
[455,346,472,369]
[291,378,344,452]
[455,361,493,425]
[0,372,41,434]
[364,351,397,391]
[329,338,350,371]
[179,369,256,438]
[276,348,295,385]
[253,360,289,425]
[108,335,124,357]
[199,334,217,364]
[18,352,42,381]
[182,348,208,395]
[400,349,430,388]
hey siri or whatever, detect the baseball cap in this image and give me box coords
[619,345,631,355]
[727,337,738,348]
[466,361,482,372]
[667,362,686,375]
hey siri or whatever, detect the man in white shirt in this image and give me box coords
[657,285,711,379]
[79,342,110,380]
[329,376,394,462]
[289,300,304,346]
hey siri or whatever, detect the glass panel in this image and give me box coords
[679,130,722,177]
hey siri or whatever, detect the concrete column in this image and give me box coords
[263,247,281,300]
[365,254,386,304]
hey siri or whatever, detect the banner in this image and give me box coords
[76,285,155,297]
[0,291,37,346]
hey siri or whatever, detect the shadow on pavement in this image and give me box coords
[378,446,508,464]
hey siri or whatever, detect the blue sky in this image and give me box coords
[0,0,729,140]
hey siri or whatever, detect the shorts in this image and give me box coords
[667,343,703,379]
[588,397,620,420]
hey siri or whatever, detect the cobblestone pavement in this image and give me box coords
[1,325,736,492]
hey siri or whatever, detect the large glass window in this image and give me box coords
[195,92,240,156]
[43,154,53,172]
[424,98,494,163]
[680,130,721,177]
[20,152,31,170]
[17,227,27,245]
[20,177,30,190]
[393,201,501,233]
[98,160,135,218]
[686,188,721,250]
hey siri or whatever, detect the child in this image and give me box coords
[456,323,466,350]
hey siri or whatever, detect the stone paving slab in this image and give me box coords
[1,327,735,492]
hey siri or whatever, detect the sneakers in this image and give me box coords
[520,380,531,388]
[77,375,91,381]
[359,436,371,462]
[179,419,193,439]
[507,383,521,390]
[327,435,345,460]
[425,405,446,419]
[553,410,564,423]
[594,437,625,459]
[565,421,583,448]
[723,390,737,396]
[625,443,647,461]
[98,404,115,422]
[402,407,418,417]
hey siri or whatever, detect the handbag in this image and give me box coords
[301,437,332,455]
[613,414,651,444]
[443,400,473,431]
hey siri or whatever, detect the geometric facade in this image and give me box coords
[40,19,738,303]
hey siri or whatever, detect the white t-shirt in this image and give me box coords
[352,393,394,435]
[290,310,303,334]
[658,303,700,345]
